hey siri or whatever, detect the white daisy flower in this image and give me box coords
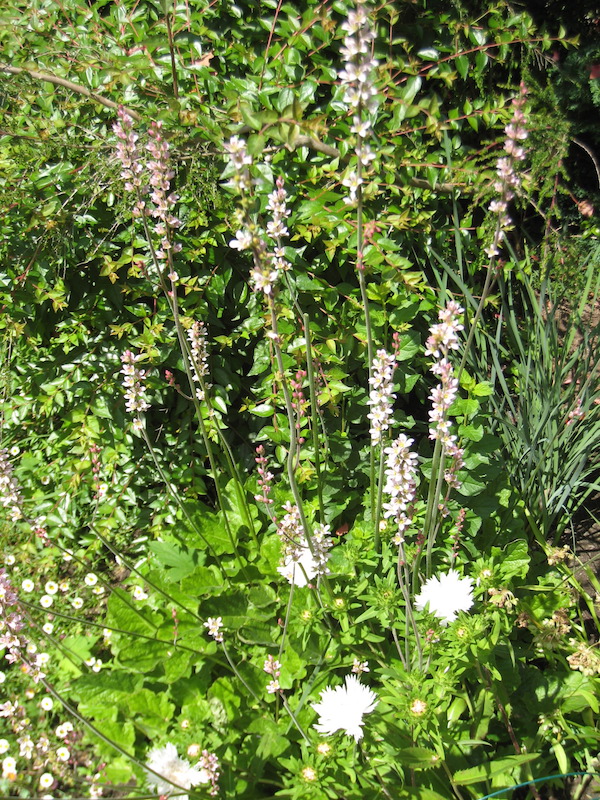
[414,569,474,625]
[311,674,378,741]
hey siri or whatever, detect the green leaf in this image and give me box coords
[453,753,540,785]
[247,718,289,758]
[395,331,421,361]
[473,381,493,396]
[396,747,440,769]
[456,55,469,80]
[149,540,197,581]
[398,789,447,800]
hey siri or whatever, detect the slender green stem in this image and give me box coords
[278,581,295,665]
[457,260,495,383]
[413,437,443,584]
[280,695,311,743]
[303,313,325,522]
[440,760,466,800]
[424,441,447,577]
[221,640,262,704]
[355,167,376,523]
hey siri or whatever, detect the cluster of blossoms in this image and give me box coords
[529,609,571,650]
[0,448,23,522]
[146,742,219,799]
[223,135,253,195]
[19,571,103,622]
[120,350,150,427]
[113,110,181,267]
[382,434,419,545]
[276,504,333,587]
[187,321,210,401]
[338,0,378,204]
[311,674,378,741]
[425,302,465,490]
[414,569,474,626]
[203,616,224,643]
[225,137,293,297]
[567,641,600,676]
[0,711,78,789]
[366,349,396,444]
[254,445,274,505]
[0,570,46,682]
[263,653,282,694]
[351,658,370,675]
[146,121,181,264]
[486,84,528,258]
[113,108,145,201]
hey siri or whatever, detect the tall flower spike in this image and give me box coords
[486,84,528,258]
[426,302,463,448]
[120,350,150,428]
[383,434,419,544]
[146,121,181,264]
[367,349,396,444]
[187,321,210,401]
[338,0,379,204]
[0,450,23,522]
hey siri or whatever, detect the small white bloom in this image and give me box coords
[2,755,17,779]
[5,554,15,565]
[146,742,209,800]
[312,674,378,741]
[45,581,58,595]
[71,597,84,609]
[204,617,224,642]
[0,740,9,755]
[40,595,53,608]
[415,569,474,625]
[229,229,253,250]
[39,773,54,789]
[21,579,34,592]
[132,585,148,601]
[56,746,70,762]
[84,573,98,587]
[55,722,73,739]
[43,622,54,635]
[40,697,54,711]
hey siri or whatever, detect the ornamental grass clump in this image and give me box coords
[2,0,600,799]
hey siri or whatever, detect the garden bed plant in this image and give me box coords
[1,1,599,799]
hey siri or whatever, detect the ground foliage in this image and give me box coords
[1,1,599,799]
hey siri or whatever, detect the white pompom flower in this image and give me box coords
[311,674,378,741]
[414,569,474,626]
[146,743,209,800]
